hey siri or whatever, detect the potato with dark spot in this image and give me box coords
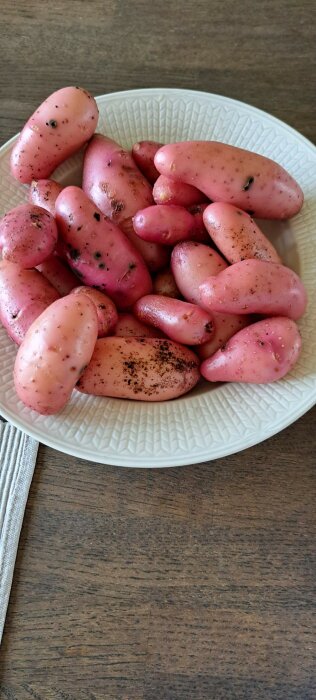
[0,203,58,268]
[77,337,200,401]
[29,179,63,216]
[134,295,214,345]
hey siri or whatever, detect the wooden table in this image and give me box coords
[0,2,315,698]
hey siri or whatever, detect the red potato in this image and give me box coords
[55,186,152,309]
[197,314,250,360]
[10,87,98,184]
[82,134,153,226]
[29,179,63,216]
[132,140,163,184]
[171,241,227,304]
[199,259,307,320]
[113,313,165,338]
[153,268,181,299]
[0,203,58,268]
[133,205,196,245]
[36,254,79,296]
[200,317,302,383]
[118,217,169,273]
[0,260,60,345]
[134,295,214,345]
[14,295,98,414]
[203,202,281,263]
[71,286,118,337]
[188,204,210,243]
[153,175,207,207]
[154,141,304,219]
[77,337,200,401]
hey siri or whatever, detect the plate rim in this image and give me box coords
[0,86,315,467]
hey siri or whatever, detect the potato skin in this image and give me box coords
[118,217,169,273]
[55,186,152,309]
[82,134,153,225]
[113,313,165,338]
[0,260,60,344]
[203,202,281,263]
[153,175,206,207]
[0,203,58,268]
[154,141,304,219]
[133,205,195,245]
[199,259,307,320]
[14,295,98,414]
[200,317,301,383]
[10,86,98,183]
[153,268,181,299]
[76,337,200,401]
[197,314,250,360]
[171,241,227,304]
[132,140,162,184]
[36,254,79,296]
[29,179,63,216]
[71,286,118,337]
[188,204,210,243]
[134,295,214,345]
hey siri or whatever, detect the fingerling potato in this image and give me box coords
[0,203,58,268]
[171,241,227,304]
[29,179,63,216]
[71,286,118,337]
[134,295,214,345]
[133,205,195,245]
[132,140,162,184]
[153,175,207,207]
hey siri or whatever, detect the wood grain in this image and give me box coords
[0,1,315,698]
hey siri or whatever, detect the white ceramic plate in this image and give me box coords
[0,88,315,467]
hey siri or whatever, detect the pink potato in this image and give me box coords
[76,337,200,401]
[0,260,60,345]
[153,175,207,207]
[199,260,307,320]
[133,205,196,245]
[82,134,153,226]
[154,141,304,219]
[203,202,281,263]
[36,254,79,296]
[200,317,301,383]
[132,140,163,184]
[188,204,210,243]
[29,179,63,216]
[55,186,152,309]
[153,268,181,299]
[134,295,214,345]
[71,286,118,337]
[11,87,98,183]
[119,217,169,273]
[113,313,165,338]
[171,241,227,304]
[198,314,250,360]
[14,295,98,414]
[0,203,58,268]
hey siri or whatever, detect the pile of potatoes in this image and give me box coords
[0,87,307,415]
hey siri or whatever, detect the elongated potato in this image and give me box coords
[197,313,250,360]
[203,202,281,263]
[154,141,304,219]
[71,286,118,337]
[14,295,98,414]
[200,317,301,383]
[153,175,206,207]
[134,295,214,345]
[82,134,153,226]
[55,186,152,309]
[29,179,63,216]
[118,217,169,272]
[0,203,58,268]
[133,205,195,245]
[0,260,60,344]
[11,87,98,183]
[36,254,79,296]
[132,140,162,184]
[113,313,165,338]
[171,241,227,304]
[153,268,181,299]
[77,337,200,401]
[199,260,307,320]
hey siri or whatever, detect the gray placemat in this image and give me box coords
[0,421,38,641]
